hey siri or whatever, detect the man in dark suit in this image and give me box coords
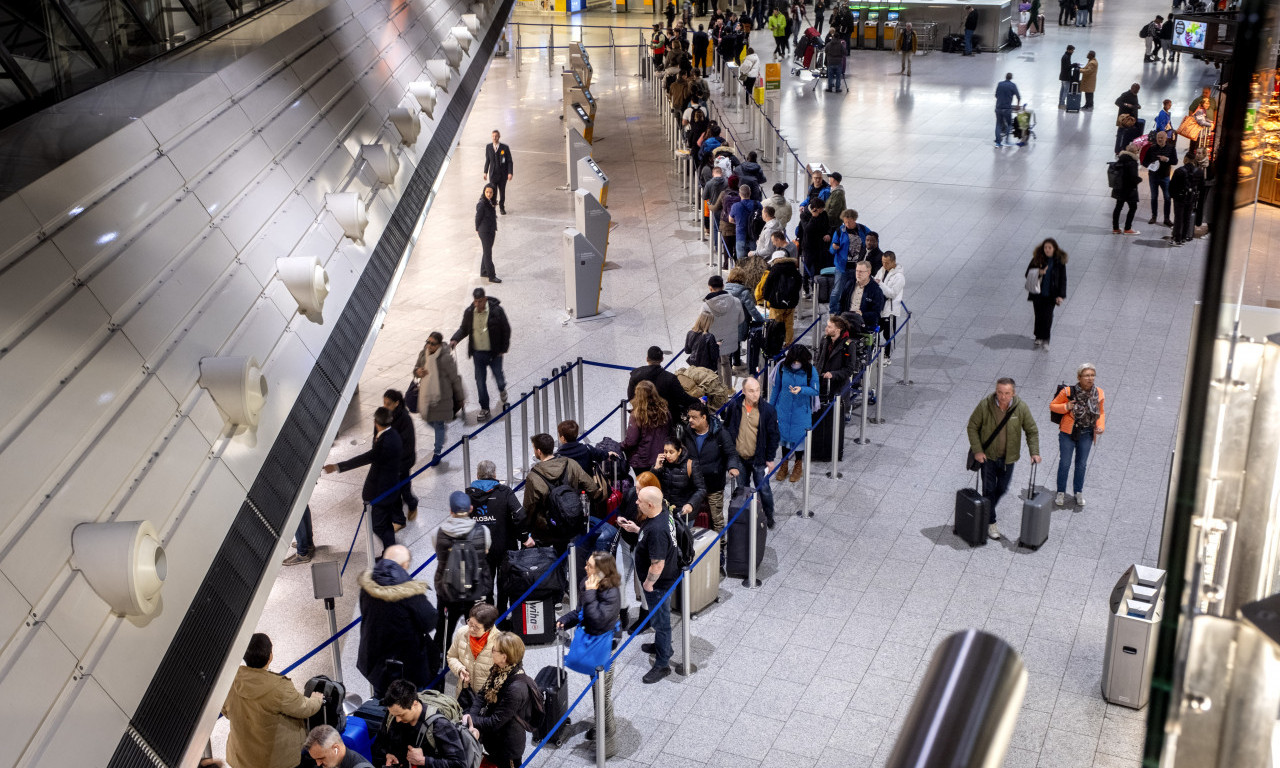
[483,129,514,214]
[325,407,403,552]
[628,345,697,422]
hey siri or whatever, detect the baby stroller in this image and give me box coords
[791,27,822,75]
[1011,105,1036,146]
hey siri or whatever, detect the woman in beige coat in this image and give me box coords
[447,603,501,709]
[1079,51,1098,110]
[414,331,465,460]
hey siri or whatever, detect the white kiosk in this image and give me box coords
[569,42,592,88]
[565,126,592,189]
[564,228,604,319]
[575,188,610,259]
[561,69,585,103]
[576,156,608,206]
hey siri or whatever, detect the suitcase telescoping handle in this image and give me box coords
[1026,462,1037,495]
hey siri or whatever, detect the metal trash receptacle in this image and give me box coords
[1102,564,1166,709]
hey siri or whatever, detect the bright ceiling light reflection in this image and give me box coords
[96,232,118,245]
[68,206,84,217]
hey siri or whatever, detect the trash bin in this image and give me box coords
[1102,564,1166,709]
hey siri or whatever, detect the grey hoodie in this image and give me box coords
[702,290,746,348]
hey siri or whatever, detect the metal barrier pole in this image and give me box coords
[810,284,817,318]
[569,540,580,610]
[504,410,514,485]
[576,357,586,426]
[619,398,628,440]
[900,319,914,385]
[594,669,607,768]
[744,494,760,588]
[856,377,870,444]
[800,428,813,518]
[364,502,377,568]
[548,25,555,74]
[811,311,822,347]
[462,435,472,485]
[541,378,551,433]
[680,573,694,676]
[874,349,885,424]
[521,395,530,475]
[325,597,343,682]
[828,395,843,478]
[611,28,616,72]
[552,367,562,424]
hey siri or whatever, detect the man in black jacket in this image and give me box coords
[450,288,512,421]
[555,419,612,474]
[357,545,439,697]
[692,24,710,75]
[816,315,857,398]
[384,388,418,524]
[628,346,697,422]
[483,130,513,214]
[839,261,886,329]
[378,679,477,768]
[467,460,530,579]
[326,407,403,551]
[962,5,979,55]
[1057,45,1076,109]
[682,401,742,531]
[725,377,781,527]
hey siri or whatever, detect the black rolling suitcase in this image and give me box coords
[942,33,964,53]
[725,480,767,577]
[809,400,846,462]
[533,640,570,746]
[954,471,991,547]
[510,593,558,646]
[762,319,786,358]
[816,272,835,304]
[1065,83,1082,113]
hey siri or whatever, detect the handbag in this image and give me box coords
[405,378,420,412]
[1024,268,1042,295]
[1117,114,1136,128]
[1177,113,1202,141]
[564,610,619,675]
[966,404,1017,471]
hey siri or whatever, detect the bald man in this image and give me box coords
[619,486,678,684]
[357,543,439,696]
[724,377,780,527]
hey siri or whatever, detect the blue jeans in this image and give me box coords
[980,457,1016,523]
[747,463,776,523]
[1149,175,1171,221]
[995,108,1013,144]
[1059,80,1069,107]
[427,421,446,455]
[643,587,673,669]
[1075,9,1087,25]
[829,269,851,315]
[588,516,618,552]
[964,29,974,53]
[1057,429,1094,494]
[827,62,843,91]
[735,239,751,262]
[294,505,314,557]
[472,350,507,411]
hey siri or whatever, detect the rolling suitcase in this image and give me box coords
[511,593,558,646]
[673,523,721,614]
[1018,465,1054,550]
[725,481,767,577]
[762,319,786,358]
[534,641,570,746]
[816,269,835,304]
[954,471,991,547]
[1065,83,1082,113]
[809,388,846,462]
[303,675,347,731]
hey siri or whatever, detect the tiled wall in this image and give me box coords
[0,0,500,763]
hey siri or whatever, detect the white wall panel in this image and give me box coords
[27,678,129,768]
[293,219,344,271]
[279,117,343,186]
[243,197,321,287]
[289,38,342,89]
[218,166,300,251]
[141,74,233,148]
[165,103,255,181]
[0,289,109,435]
[15,120,159,229]
[0,572,32,655]
[238,67,305,127]
[51,157,187,275]
[0,624,77,768]
[0,333,144,534]
[153,266,261,397]
[259,93,322,156]
[117,420,211,535]
[324,84,372,141]
[307,64,355,114]
[93,458,244,716]
[0,242,76,347]
[43,574,112,661]
[224,292,290,367]
[326,17,369,56]
[299,144,357,213]
[293,249,360,360]
[190,135,275,218]
[0,193,40,269]
[87,195,214,320]
[0,376,179,603]
[120,231,237,361]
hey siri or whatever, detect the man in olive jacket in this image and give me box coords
[966,377,1040,541]
[222,633,323,768]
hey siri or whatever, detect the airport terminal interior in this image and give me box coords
[2,0,1280,766]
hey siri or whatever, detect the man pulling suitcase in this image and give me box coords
[964,377,1040,542]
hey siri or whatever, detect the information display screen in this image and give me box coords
[1172,18,1208,50]
[886,11,899,21]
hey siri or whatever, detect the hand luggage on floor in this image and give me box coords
[1066,83,1082,113]
[499,546,566,600]
[1018,464,1054,550]
[343,715,374,760]
[725,481,767,577]
[809,401,845,462]
[763,319,786,358]
[510,593,559,646]
[533,641,570,746]
[352,698,389,733]
[954,471,991,547]
[816,271,835,304]
[673,523,722,615]
[303,675,347,731]
[942,33,964,53]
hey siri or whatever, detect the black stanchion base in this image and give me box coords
[795,509,815,518]
[674,663,699,676]
[899,379,915,385]
[741,578,762,587]
[826,471,844,478]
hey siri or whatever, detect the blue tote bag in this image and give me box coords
[564,610,619,675]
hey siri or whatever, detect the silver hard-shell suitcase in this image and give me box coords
[1018,464,1054,550]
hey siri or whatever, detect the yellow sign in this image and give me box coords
[764,62,781,92]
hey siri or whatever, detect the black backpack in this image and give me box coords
[1050,384,1076,424]
[1106,162,1122,190]
[303,675,346,732]
[668,507,696,568]
[765,264,801,309]
[1139,23,1149,38]
[546,465,588,538]
[439,525,489,602]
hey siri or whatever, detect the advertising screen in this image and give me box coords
[887,11,899,21]
[1172,18,1208,50]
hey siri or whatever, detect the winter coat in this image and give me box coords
[1079,58,1098,93]
[730,197,762,242]
[763,193,793,230]
[823,36,846,65]
[433,516,493,600]
[703,290,746,348]
[1058,51,1075,81]
[222,666,322,768]
[703,176,728,214]
[841,276,886,330]
[476,195,497,235]
[713,189,742,238]
[622,415,673,471]
[558,585,622,636]
[522,456,600,538]
[685,329,721,369]
[338,427,403,504]
[725,397,781,467]
[374,695,474,768]
[449,297,511,358]
[757,256,802,309]
[681,415,743,491]
[467,479,528,569]
[416,344,466,423]
[771,365,819,447]
[739,161,767,194]
[653,448,708,513]
[555,439,610,476]
[755,218,785,257]
[740,52,761,79]
[357,559,440,693]
[447,625,501,696]
[467,668,532,766]
[725,281,765,340]
[676,365,735,410]
[875,265,906,319]
[825,185,847,222]
[1111,150,1141,203]
[389,402,417,471]
[1026,256,1067,302]
[966,394,1040,464]
[1142,139,1178,180]
[628,364,697,421]
[802,211,832,269]
[816,332,857,397]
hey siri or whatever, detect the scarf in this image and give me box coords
[423,346,444,408]
[1072,386,1100,430]
[469,631,489,659]
[480,662,519,705]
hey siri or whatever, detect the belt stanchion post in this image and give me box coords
[576,358,586,426]
[594,669,607,767]
[828,395,843,478]
[521,394,530,475]
[679,573,694,675]
[744,494,760,588]
[799,428,813,518]
[809,284,817,318]
[568,540,580,610]
[618,398,628,440]
[561,363,572,423]
[552,367,562,424]
[504,409,515,485]
[900,315,914,385]
[462,434,472,485]
[811,310,822,347]
[856,374,870,444]
[548,24,555,74]
[874,348,885,424]
[610,28,616,72]
[541,378,551,432]
[363,502,377,571]
[325,597,343,682]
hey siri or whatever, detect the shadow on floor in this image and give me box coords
[978,333,1034,350]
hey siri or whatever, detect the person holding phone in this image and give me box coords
[771,345,820,484]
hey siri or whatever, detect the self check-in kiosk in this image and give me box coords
[564,228,604,318]
[862,10,880,48]
[882,11,899,49]
[566,126,591,188]
[565,102,593,143]
[849,8,863,48]
[575,188,610,259]
[576,156,608,206]
[569,42,592,88]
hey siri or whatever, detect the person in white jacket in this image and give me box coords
[875,252,906,363]
[752,205,785,257]
[740,48,762,91]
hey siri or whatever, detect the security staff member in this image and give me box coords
[483,130,514,214]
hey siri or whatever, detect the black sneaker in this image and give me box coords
[641,642,657,654]
[642,666,672,684]
[766,518,776,530]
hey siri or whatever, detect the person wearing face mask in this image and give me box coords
[772,345,820,484]
[652,438,708,523]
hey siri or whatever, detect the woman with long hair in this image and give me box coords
[556,553,623,748]
[462,632,532,768]
[1026,238,1068,349]
[476,183,500,282]
[771,344,819,483]
[621,381,672,478]
[685,312,721,370]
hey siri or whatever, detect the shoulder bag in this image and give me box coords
[966,405,1017,471]
[1024,268,1042,295]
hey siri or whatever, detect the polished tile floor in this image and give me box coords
[227,3,1226,766]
